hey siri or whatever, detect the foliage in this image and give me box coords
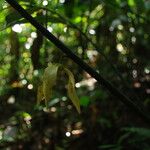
[0,0,150,149]
[37,63,80,113]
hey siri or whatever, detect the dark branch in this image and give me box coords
[5,0,150,124]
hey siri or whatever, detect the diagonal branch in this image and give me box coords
[5,0,150,124]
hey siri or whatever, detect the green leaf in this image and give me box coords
[37,63,81,113]
[5,11,22,26]
[64,68,81,113]
[1,8,65,30]
[3,7,39,29]
[42,63,60,106]
[128,0,135,7]
[122,127,150,138]
[80,96,90,107]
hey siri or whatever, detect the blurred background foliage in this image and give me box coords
[0,0,150,149]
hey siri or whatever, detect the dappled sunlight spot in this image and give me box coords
[43,10,48,16]
[24,58,30,63]
[50,107,57,112]
[75,83,81,88]
[117,32,123,40]
[133,82,141,88]
[27,84,33,90]
[27,37,34,44]
[21,79,27,85]
[33,70,39,76]
[43,107,49,112]
[20,74,25,79]
[89,29,95,35]
[117,43,123,52]
[44,138,50,144]
[90,4,103,19]
[42,10,47,16]
[62,96,67,101]
[144,68,150,74]
[75,78,97,90]
[87,50,98,61]
[25,43,31,49]
[71,129,83,135]
[131,36,136,44]
[59,0,65,4]
[116,43,126,54]
[59,36,65,41]
[42,0,48,6]
[20,24,26,28]
[77,47,83,55]
[64,27,67,32]
[129,27,135,33]
[48,26,53,32]
[118,24,123,30]
[24,114,32,125]
[132,70,137,78]
[65,131,71,137]
[25,38,33,50]
[2,2,7,9]
[132,58,138,64]
[12,24,22,33]
[22,52,30,58]
[31,32,37,38]
[146,89,150,94]
[7,95,15,104]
